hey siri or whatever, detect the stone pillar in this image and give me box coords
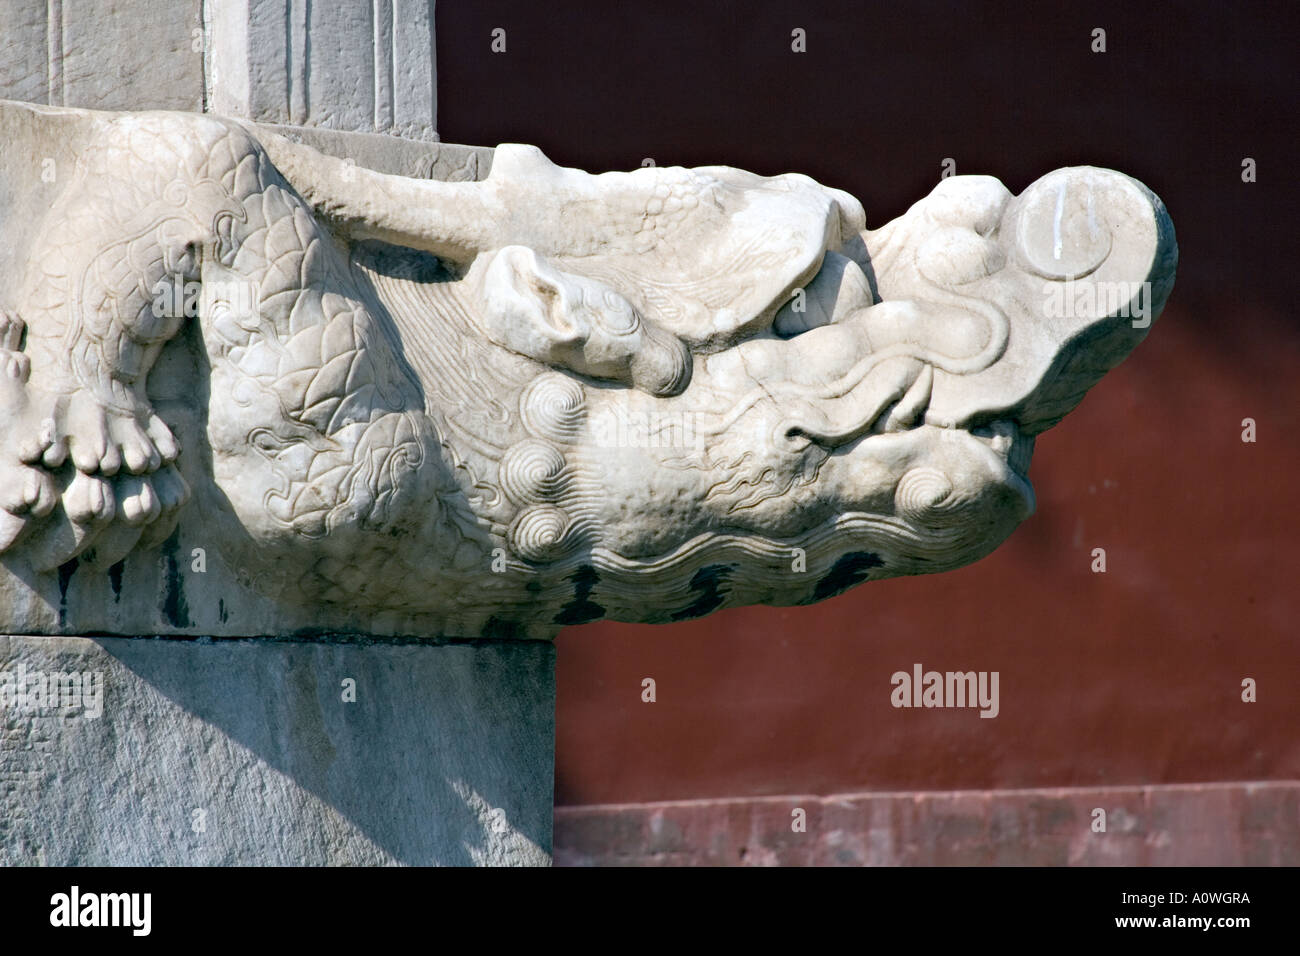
[0,1,550,866]
[0,0,205,111]
[0,0,437,139]
[206,0,438,141]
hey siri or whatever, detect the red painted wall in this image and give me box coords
[437,0,1299,806]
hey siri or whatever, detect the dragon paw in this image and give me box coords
[15,386,180,477]
[0,308,190,566]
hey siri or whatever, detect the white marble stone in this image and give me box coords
[0,99,1177,640]
[0,0,437,139]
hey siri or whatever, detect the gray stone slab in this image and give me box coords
[0,634,554,865]
[0,1,438,139]
[209,0,438,140]
[0,0,205,111]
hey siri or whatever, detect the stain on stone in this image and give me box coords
[672,564,731,621]
[56,558,78,626]
[554,565,605,626]
[159,528,191,628]
[483,616,524,640]
[108,560,125,602]
[811,551,883,603]
[218,598,228,624]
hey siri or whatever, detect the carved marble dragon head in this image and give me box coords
[0,103,1175,637]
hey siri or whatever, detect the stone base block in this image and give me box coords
[0,635,553,865]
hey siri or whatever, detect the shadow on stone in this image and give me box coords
[97,637,554,865]
[0,634,553,866]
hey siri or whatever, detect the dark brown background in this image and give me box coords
[437,0,1298,805]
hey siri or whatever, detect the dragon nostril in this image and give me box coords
[780,425,815,451]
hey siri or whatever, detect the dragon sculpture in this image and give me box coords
[0,101,1176,637]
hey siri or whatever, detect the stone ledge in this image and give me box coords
[554,782,1300,866]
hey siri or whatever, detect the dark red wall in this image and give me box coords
[436,0,1299,805]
